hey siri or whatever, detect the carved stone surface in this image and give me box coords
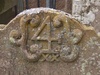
[0,8,100,75]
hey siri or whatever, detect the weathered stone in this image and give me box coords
[0,8,100,75]
[72,0,100,25]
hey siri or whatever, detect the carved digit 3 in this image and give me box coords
[60,29,82,62]
[60,45,79,62]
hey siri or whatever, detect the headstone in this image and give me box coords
[0,8,100,75]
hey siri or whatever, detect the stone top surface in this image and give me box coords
[17,8,69,16]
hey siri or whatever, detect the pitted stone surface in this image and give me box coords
[0,8,100,75]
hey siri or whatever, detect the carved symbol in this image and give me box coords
[24,44,42,61]
[53,14,64,28]
[31,16,61,52]
[60,45,79,62]
[30,15,61,61]
[31,16,50,39]
[51,54,59,61]
[40,54,49,61]
[30,15,41,28]
[9,10,83,62]
[40,53,59,62]
[59,29,82,62]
